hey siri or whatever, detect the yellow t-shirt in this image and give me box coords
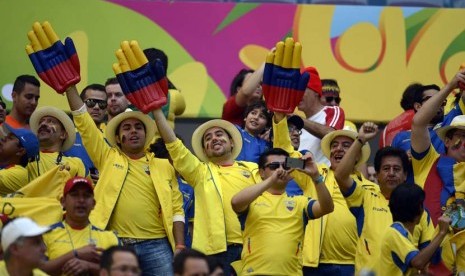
[319,171,357,264]
[0,261,48,275]
[0,165,28,196]
[108,157,165,238]
[238,192,316,275]
[43,221,119,261]
[344,182,435,273]
[26,152,86,181]
[217,163,260,245]
[375,222,419,276]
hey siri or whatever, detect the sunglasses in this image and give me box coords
[288,126,302,135]
[325,97,341,104]
[84,99,108,109]
[0,101,5,109]
[421,96,446,107]
[264,162,290,171]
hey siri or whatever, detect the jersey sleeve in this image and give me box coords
[387,227,420,273]
[324,106,345,130]
[342,180,365,208]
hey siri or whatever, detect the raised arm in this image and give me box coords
[235,63,265,107]
[411,71,465,153]
[410,216,451,269]
[231,169,284,213]
[334,122,378,194]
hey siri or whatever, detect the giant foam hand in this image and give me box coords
[112,41,168,114]
[26,22,80,94]
[262,38,309,113]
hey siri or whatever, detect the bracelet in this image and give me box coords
[73,250,79,258]
[313,175,324,185]
[356,136,365,145]
[175,244,186,250]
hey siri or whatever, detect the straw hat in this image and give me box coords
[191,119,242,162]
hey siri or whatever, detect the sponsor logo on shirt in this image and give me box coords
[241,171,251,178]
[372,207,389,213]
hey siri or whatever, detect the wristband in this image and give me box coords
[73,250,79,258]
[356,137,366,145]
[175,244,186,250]
[313,175,324,185]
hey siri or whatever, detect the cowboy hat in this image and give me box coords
[105,111,155,149]
[30,106,76,151]
[321,126,370,167]
[436,115,465,141]
[191,119,242,162]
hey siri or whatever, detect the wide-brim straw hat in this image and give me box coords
[191,119,242,162]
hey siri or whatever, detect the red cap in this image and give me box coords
[302,67,322,96]
[63,177,93,196]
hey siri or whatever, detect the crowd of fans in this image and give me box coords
[0,23,465,276]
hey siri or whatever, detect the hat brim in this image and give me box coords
[105,111,156,149]
[321,130,370,167]
[436,125,465,141]
[30,106,76,151]
[287,115,304,130]
[191,119,242,162]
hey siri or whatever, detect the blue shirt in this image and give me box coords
[178,177,194,248]
[235,126,270,163]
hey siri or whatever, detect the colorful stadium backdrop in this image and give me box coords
[1,0,465,122]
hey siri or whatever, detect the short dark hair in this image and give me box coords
[100,246,138,271]
[80,84,107,101]
[230,69,254,97]
[105,77,120,87]
[374,146,410,173]
[389,184,425,223]
[13,75,40,94]
[400,83,422,110]
[258,148,289,169]
[243,100,271,126]
[321,79,340,95]
[173,248,209,274]
[413,84,441,105]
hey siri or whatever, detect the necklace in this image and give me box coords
[63,221,96,252]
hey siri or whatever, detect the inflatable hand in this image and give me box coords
[262,38,309,113]
[25,21,80,93]
[112,40,168,114]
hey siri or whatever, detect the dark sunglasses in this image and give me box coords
[264,162,290,171]
[421,96,446,107]
[288,126,302,135]
[325,97,341,104]
[84,99,107,109]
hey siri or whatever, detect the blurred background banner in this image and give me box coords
[1,0,465,122]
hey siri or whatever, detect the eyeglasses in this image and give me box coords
[84,99,108,109]
[110,265,141,275]
[288,126,302,135]
[325,97,341,104]
[421,96,446,107]
[264,162,289,171]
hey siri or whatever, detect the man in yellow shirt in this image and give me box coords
[231,148,334,275]
[41,177,119,275]
[0,125,39,195]
[334,122,436,274]
[27,106,86,181]
[0,217,50,276]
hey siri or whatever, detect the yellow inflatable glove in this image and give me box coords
[112,41,168,114]
[262,37,309,114]
[26,21,80,93]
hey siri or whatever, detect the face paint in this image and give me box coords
[452,138,463,150]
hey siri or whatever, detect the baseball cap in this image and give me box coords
[63,177,94,196]
[302,67,322,96]
[287,115,304,130]
[4,124,39,165]
[1,217,50,251]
